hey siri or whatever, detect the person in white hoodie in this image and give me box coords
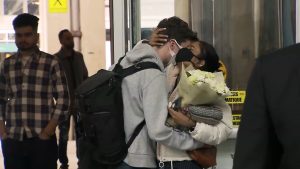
[155,38,233,169]
[115,16,204,169]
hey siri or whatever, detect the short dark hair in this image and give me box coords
[12,13,39,31]
[58,29,70,41]
[157,16,196,44]
[197,41,221,72]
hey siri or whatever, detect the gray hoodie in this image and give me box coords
[119,41,203,168]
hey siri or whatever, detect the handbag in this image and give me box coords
[186,145,217,168]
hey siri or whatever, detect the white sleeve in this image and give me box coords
[143,72,203,150]
[190,101,233,145]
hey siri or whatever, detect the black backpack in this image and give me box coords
[75,56,161,169]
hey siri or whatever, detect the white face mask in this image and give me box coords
[168,39,182,65]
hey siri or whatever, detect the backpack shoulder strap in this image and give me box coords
[126,120,145,148]
[112,55,126,73]
[122,62,161,148]
[120,62,161,78]
[117,61,160,148]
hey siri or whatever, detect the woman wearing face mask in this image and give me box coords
[155,36,233,169]
[168,39,233,143]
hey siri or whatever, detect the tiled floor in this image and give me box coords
[0,139,236,169]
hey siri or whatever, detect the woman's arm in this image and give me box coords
[189,101,233,145]
[169,100,233,145]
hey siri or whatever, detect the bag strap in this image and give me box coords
[112,56,126,73]
[126,120,145,148]
[114,58,160,148]
[113,55,161,77]
[120,62,161,78]
[124,62,160,148]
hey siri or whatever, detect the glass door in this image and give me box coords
[190,1,296,168]
[190,0,296,132]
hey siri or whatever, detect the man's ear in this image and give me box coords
[169,40,176,50]
[169,40,181,53]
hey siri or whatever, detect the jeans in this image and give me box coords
[1,136,58,169]
[58,111,81,166]
[116,162,156,169]
[158,161,203,169]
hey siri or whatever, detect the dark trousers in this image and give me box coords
[116,162,156,169]
[159,161,203,169]
[1,136,58,169]
[58,112,80,166]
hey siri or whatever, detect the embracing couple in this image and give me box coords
[115,16,233,169]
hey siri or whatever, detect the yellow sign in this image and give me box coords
[232,114,242,126]
[49,0,68,13]
[225,90,246,104]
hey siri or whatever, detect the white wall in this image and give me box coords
[0,0,107,76]
[46,0,106,76]
[175,0,189,24]
[46,1,71,54]
[140,0,175,28]
[80,0,106,75]
[0,16,15,30]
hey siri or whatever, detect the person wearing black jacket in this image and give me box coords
[55,29,88,169]
[233,43,300,169]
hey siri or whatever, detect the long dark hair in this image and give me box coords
[197,41,220,72]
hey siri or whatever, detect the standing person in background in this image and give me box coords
[0,13,69,169]
[55,29,88,169]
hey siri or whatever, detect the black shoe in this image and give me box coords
[59,164,69,169]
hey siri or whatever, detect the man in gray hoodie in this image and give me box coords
[116,16,204,169]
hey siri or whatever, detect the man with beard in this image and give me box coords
[0,13,69,169]
[54,29,88,169]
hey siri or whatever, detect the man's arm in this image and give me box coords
[41,58,69,138]
[39,119,58,139]
[0,63,7,139]
[142,72,203,150]
[0,121,7,139]
[233,58,281,169]
[79,53,88,80]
